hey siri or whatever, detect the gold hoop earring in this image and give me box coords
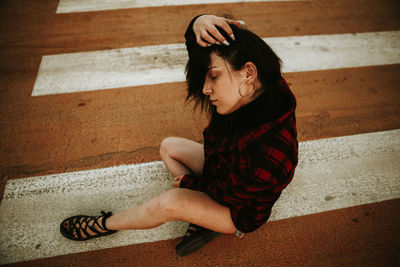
[239,84,245,97]
[239,84,252,98]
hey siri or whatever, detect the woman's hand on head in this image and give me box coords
[193,15,245,47]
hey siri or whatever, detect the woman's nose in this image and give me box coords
[202,81,213,95]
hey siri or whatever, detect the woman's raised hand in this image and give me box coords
[193,15,245,47]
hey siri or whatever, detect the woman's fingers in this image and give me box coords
[200,28,219,45]
[217,20,236,41]
[172,175,184,187]
[173,180,181,188]
[224,18,245,27]
[193,15,246,47]
[219,19,245,41]
[196,33,211,47]
[207,24,231,45]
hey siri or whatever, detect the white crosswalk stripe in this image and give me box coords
[32,31,400,96]
[57,0,306,13]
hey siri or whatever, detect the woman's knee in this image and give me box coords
[154,188,183,219]
[160,137,179,159]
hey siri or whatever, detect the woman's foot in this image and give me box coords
[175,224,221,256]
[60,211,117,241]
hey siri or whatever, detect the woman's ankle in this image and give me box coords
[104,215,118,230]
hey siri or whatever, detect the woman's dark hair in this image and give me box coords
[185,22,282,116]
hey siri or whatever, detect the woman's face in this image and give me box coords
[202,53,249,115]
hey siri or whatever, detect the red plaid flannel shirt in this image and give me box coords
[180,79,298,233]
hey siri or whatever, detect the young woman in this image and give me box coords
[60,14,298,257]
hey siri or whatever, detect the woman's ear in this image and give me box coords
[239,62,261,98]
[242,62,258,84]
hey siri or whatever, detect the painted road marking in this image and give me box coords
[56,0,304,13]
[32,31,400,96]
[1,129,399,264]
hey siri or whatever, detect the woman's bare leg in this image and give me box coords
[160,137,204,177]
[63,138,232,239]
[105,188,236,234]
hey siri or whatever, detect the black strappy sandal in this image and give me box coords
[175,224,221,257]
[60,211,117,241]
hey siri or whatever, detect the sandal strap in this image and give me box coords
[70,216,83,239]
[72,212,113,238]
[86,216,103,235]
[79,216,101,238]
[73,215,94,239]
[100,211,113,231]
[86,211,113,235]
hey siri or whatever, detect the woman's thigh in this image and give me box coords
[160,137,204,177]
[160,188,236,234]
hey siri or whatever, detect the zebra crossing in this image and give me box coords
[0,0,399,265]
